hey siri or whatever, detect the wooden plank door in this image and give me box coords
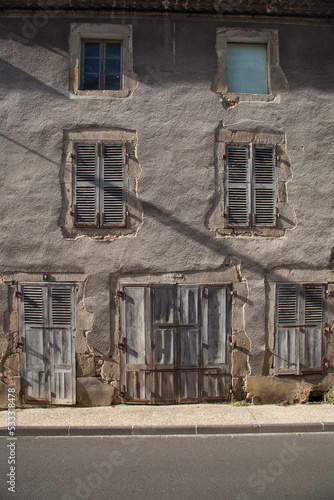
[176,285,201,403]
[151,285,175,403]
[201,286,231,401]
[121,286,151,402]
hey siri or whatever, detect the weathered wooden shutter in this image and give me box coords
[275,284,299,375]
[74,143,98,226]
[152,285,175,403]
[102,143,125,226]
[253,146,276,226]
[176,286,200,403]
[21,286,49,402]
[121,286,150,402]
[226,145,250,226]
[201,286,230,400]
[300,286,324,372]
[50,285,75,404]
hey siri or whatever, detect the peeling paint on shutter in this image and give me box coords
[226,145,250,226]
[75,144,98,225]
[254,146,276,226]
[102,143,125,226]
[275,284,299,375]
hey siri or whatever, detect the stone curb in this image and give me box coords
[1,422,334,436]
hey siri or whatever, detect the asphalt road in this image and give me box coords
[1,434,334,500]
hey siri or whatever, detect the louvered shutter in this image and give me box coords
[275,284,299,375]
[21,286,50,401]
[49,285,75,404]
[226,145,250,226]
[74,143,98,226]
[300,286,324,372]
[102,143,125,226]
[253,146,276,226]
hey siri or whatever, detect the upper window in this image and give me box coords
[227,43,268,95]
[206,125,297,237]
[69,24,138,98]
[60,128,143,240]
[81,41,122,91]
[211,28,288,107]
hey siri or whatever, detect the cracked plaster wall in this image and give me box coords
[0,14,333,404]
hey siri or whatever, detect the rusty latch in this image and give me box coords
[16,340,24,349]
[15,291,22,298]
[118,342,125,351]
[324,325,330,334]
[230,289,237,297]
[117,290,125,299]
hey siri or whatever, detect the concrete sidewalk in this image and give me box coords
[1,403,334,436]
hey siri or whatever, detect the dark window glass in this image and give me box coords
[82,74,99,90]
[105,59,121,74]
[84,58,100,73]
[84,42,100,58]
[106,43,121,58]
[105,75,121,90]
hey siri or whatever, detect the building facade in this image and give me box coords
[0,0,334,406]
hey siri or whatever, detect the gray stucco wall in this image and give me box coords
[0,13,333,403]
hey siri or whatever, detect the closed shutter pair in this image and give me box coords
[74,142,125,227]
[226,144,276,226]
[275,284,325,374]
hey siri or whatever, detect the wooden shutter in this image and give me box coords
[50,285,75,404]
[102,143,125,226]
[226,145,250,226]
[21,284,75,405]
[275,284,299,375]
[253,146,276,226]
[300,286,324,372]
[21,286,49,402]
[74,143,98,226]
[122,286,151,402]
[201,286,231,400]
[152,285,175,403]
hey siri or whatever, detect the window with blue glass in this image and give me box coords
[81,41,122,90]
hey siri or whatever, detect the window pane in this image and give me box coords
[82,74,99,90]
[84,42,100,58]
[105,74,121,90]
[105,58,121,74]
[84,58,100,73]
[106,43,121,58]
[227,43,268,94]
